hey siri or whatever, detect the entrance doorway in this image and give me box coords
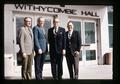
[13,13,53,74]
[69,18,98,65]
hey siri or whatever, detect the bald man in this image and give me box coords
[33,17,47,80]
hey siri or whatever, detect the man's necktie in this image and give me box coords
[28,28,32,38]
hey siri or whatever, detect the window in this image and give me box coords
[15,16,52,66]
[86,50,96,61]
[108,12,113,24]
[85,22,95,44]
[108,12,113,48]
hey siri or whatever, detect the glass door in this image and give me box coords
[82,20,97,65]
[13,14,35,75]
[13,13,53,70]
[69,18,98,65]
[13,14,35,67]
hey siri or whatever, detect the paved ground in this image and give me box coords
[5,65,112,80]
[42,62,112,80]
[5,57,112,80]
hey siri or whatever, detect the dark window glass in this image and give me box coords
[85,22,95,44]
[70,21,81,33]
[108,12,113,24]
[44,19,51,63]
[86,50,96,61]
[79,50,82,61]
[109,26,113,48]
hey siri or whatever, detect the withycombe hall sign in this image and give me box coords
[14,4,99,17]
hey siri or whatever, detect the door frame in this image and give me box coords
[69,18,98,65]
[12,12,54,74]
[82,19,97,65]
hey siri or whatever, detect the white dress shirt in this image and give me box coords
[68,30,73,39]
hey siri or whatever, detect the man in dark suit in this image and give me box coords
[18,17,34,80]
[66,21,81,79]
[33,17,47,80]
[48,17,66,80]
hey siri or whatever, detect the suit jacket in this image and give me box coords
[33,25,47,53]
[18,26,34,55]
[48,27,66,54]
[66,30,81,55]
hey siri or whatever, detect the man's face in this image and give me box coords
[67,22,73,31]
[25,18,32,27]
[38,18,45,27]
[53,18,59,28]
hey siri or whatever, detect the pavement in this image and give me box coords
[5,57,112,80]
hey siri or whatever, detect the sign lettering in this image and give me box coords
[14,4,99,17]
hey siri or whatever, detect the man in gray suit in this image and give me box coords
[33,17,47,80]
[18,17,34,80]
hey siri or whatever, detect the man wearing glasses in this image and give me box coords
[18,17,34,80]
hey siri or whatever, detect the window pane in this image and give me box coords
[16,17,24,28]
[79,50,82,61]
[109,26,113,48]
[108,12,113,24]
[85,22,95,44]
[45,53,50,63]
[44,19,51,62]
[86,50,96,61]
[44,19,51,32]
[16,17,24,66]
[71,21,81,33]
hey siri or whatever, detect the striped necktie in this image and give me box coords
[28,28,32,38]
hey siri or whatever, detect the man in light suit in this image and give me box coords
[33,17,47,80]
[66,21,81,79]
[48,17,66,80]
[18,17,34,80]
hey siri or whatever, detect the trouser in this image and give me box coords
[66,53,79,79]
[21,53,33,80]
[34,53,45,80]
[50,53,63,80]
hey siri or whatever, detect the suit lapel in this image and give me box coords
[70,30,75,39]
[25,27,33,39]
[52,27,55,34]
[57,27,61,34]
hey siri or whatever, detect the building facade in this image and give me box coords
[4,4,113,77]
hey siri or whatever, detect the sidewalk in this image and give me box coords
[43,64,112,80]
[5,64,112,80]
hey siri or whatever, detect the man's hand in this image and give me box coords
[22,53,27,58]
[74,51,79,56]
[38,49,42,54]
[33,51,36,56]
[62,49,66,55]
